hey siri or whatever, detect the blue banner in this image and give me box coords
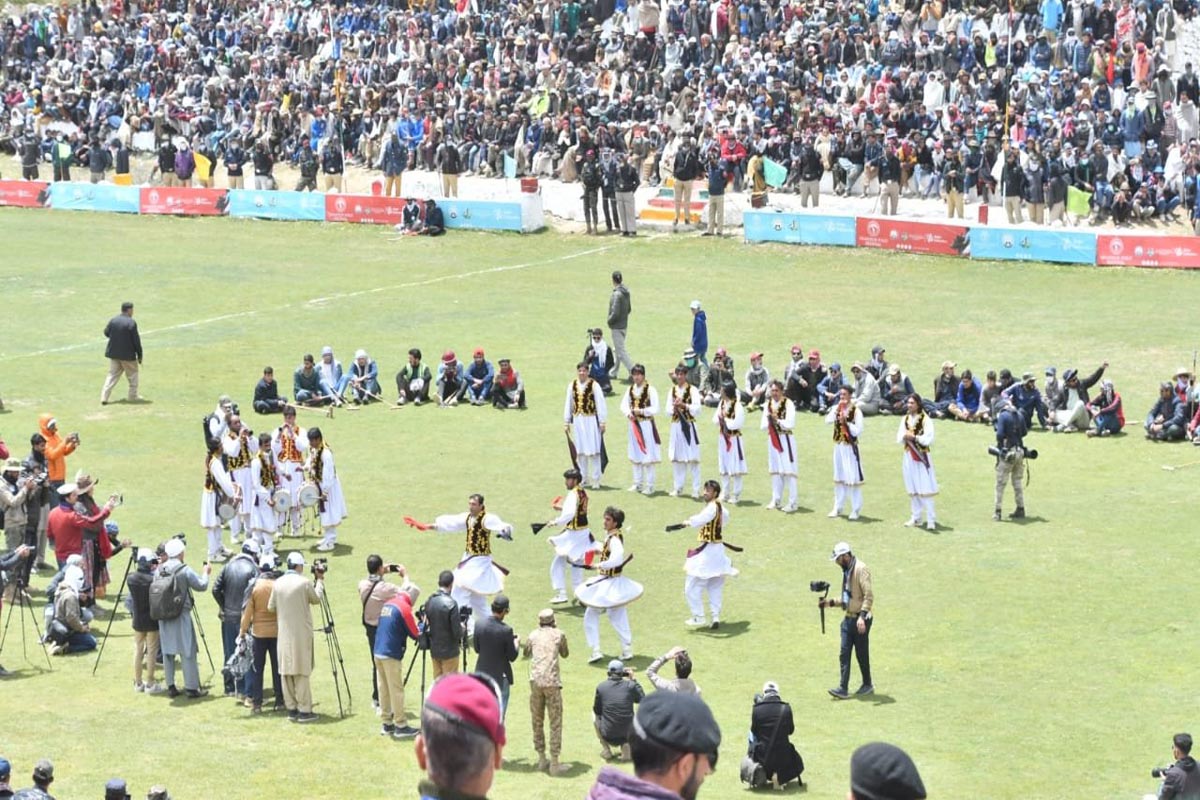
[48,182,140,213]
[439,199,524,231]
[743,210,857,246]
[970,226,1097,265]
[226,189,327,222]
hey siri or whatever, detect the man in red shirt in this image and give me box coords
[46,482,119,568]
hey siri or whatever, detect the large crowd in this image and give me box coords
[3,0,1200,229]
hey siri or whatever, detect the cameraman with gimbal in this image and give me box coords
[1153,733,1200,799]
[992,399,1033,522]
[425,570,465,678]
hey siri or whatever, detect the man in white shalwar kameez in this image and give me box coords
[200,444,237,562]
[564,363,609,489]
[575,506,642,663]
[222,415,259,543]
[271,407,308,537]
[761,380,799,512]
[619,365,661,495]
[712,383,747,504]
[674,480,738,630]
[897,394,938,530]
[306,428,347,552]
[542,468,593,604]
[825,386,865,520]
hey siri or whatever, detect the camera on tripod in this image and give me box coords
[986,446,1038,462]
[312,558,329,575]
[459,606,472,623]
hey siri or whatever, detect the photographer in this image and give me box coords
[0,459,35,557]
[647,646,700,695]
[22,433,52,573]
[239,553,284,714]
[268,552,324,723]
[1155,733,1200,799]
[745,681,804,790]
[425,570,465,678]
[47,565,96,655]
[358,555,411,710]
[157,538,211,699]
[594,659,645,761]
[473,594,519,719]
[46,482,118,569]
[993,399,1029,521]
[213,541,260,699]
[373,577,421,739]
[819,542,874,700]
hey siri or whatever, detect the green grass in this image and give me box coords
[1,209,1197,800]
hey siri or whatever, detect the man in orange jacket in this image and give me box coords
[38,414,79,489]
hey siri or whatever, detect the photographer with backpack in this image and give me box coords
[152,537,211,699]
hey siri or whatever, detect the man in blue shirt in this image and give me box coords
[993,400,1029,521]
[1002,372,1049,429]
[949,369,984,422]
[690,300,708,369]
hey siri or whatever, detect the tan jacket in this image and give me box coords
[269,571,322,676]
[523,624,568,688]
[240,575,278,639]
[843,558,874,618]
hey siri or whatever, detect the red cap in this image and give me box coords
[442,350,456,364]
[426,673,506,747]
[716,347,727,357]
[750,351,763,360]
[809,349,821,359]
[473,347,485,357]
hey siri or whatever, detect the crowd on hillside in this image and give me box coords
[3,0,1200,229]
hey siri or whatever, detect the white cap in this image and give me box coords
[286,551,305,568]
[689,300,701,310]
[164,538,185,558]
[65,554,83,567]
[354,349,367,359]
[57,482,77,496]
[137,548,157,564]
[259,553,279,570]
[321,346,333,356]
[830,541,852,560]
[762,681,780,694]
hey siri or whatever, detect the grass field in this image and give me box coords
[1,209,1197,800]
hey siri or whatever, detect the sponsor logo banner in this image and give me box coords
[743,211,857,246]
[47,182,140,213]
[971,227,1097,265]
[139,186,227,216]
[225,189,327,221]
[856,217,970,256]
[1095,235,1200,269]
[0,180,50,208]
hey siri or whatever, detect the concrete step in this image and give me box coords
[647,197,707,211]
[656,187,711,200]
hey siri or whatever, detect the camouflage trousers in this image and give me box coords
[529,683,563,758]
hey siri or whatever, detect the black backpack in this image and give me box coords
[203,414,220,452]
[149,565,188,621]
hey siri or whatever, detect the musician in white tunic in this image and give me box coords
[761,380,799,512]
[575,506,641,663]
[619,365,661,495]
[675,480,737,630]
[825,385,865,520]
[667,366,702,498]
[200,444,237,562]
[542,468,593,604]
[564,362,608,488]
[249,433,280,555]
[271,407,308,537]
[306,427,347,552]
[897,393,938,531]
[407,493,512,628]
[222,414,259,543]
[712,383,747,504]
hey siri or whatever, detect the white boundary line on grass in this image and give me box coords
[0,242,621,363]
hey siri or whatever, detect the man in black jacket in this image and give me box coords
[296,142,318,192]
[213,541,260,699]
[101,302,143,405]
[1159,732,1200,800]
[594,659,645,761]
[749,682,804,789]
[127,548,165,693]
[426,570,464,678]
[473,594,518,719]
[253,367,287,415]
[672,135,701,228]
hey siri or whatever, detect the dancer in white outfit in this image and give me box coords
[271,407,308,537]
[564,363,608,488]
[248,433,280,556]
[200,443,237,561]
[761,380,799,512]
[620,365,660,495]
[541,468,593,603]
[222,414,259,543]
[667,366,703,498]
[673,480,738,630]
[897,394,939,530]
[575,506,642,662]
[712,383,747,504]
[825,385,865,520]
[406,493,512,627]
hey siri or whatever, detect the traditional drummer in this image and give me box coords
[405,493,512,629]
[200,441,238,562]
[222,413,259,543]
[575,506,642,663]
[306,427,346,552]
[271,406,308,537]
[249,432,281,555]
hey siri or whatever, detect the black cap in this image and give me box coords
[106,778,129,800]
[850,743,926,800]
[564,468,582,481]
[491,593,510,612]
[632,691,721,757]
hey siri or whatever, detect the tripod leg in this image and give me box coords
[192,604,216,676]
[24,595,51,670]
[93,549,136,675]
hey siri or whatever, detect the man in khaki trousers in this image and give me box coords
[101,301,142,404]
[269,552,324,723]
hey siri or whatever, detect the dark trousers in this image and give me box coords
[365,623,378,702]
[222,621,250,695]
[583,188,599,228]
[249,635,281,709]
[602,193,618,229]
[838,616,872,690]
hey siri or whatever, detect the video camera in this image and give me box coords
[459,606,473,623]
[1152,767,1172,779]
[987,446,1038,462]
[312,557,329,575]
[810,581,831,634]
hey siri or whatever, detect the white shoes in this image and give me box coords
[926,520,937,531]
[316,542,335,552]
[765,501,778,510]
[904,517,918,527]
[782,503,797,513]
[550,591,568,604]
[827,508,840,518]
[642,487,654,496]
[848,512,860,521]
[620,646,634,660]
[668,489,680,497]
[588,649,604,664]
[628,484,640,492]
[691,490,700,500]
[684,616,707,628]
